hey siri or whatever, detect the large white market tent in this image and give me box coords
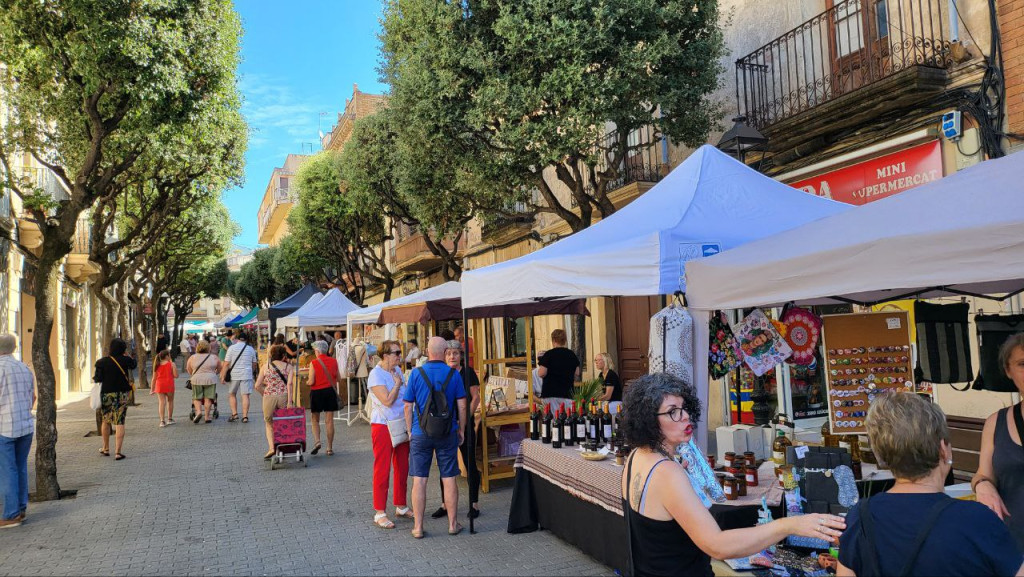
[278,292,326,328]
[685,150,1024,447]
[685,149,1024,310]
[278,288,360,329]
[461,144,851,309]
[461,144,851,449]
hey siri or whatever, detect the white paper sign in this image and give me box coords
[795,445,809,460]
[886,317,902,330]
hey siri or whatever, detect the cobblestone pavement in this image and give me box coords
[0,375,612,576]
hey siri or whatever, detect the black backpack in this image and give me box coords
[416,367,455,439]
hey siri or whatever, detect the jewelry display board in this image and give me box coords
[822,312,913,435]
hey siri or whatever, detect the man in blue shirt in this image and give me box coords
[403,336,466,538]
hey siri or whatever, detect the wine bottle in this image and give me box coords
[530,403,540,441]
[542,404,552,444]
[563,403,575,447]
[614,404,623,439]
[601,402,613,444]
[595,402,606,444]
[587,402,597,442]
[551,406,563,449]
[575,403,587,443]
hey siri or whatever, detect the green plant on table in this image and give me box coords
[572,378,605,408]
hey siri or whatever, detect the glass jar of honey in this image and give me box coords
[745,464,759,487]
[723,477,738,501]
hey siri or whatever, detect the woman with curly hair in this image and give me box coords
[620,372,845,576]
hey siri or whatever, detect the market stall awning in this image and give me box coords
[280,288,360,327]
[185,321,216,334]
[684,149,1024,310]
[268,284,322,321]
[227,308,260,327]
[347,282,462,326]
[461,145,850,308]
[378,295,589,324]
[212,312,237,328]
[221,310,247,327]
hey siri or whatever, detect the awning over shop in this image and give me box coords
[461,144,851,308]
[377,294,588,325]
[685,148,1024,310]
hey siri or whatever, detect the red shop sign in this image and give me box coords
[790,140,943,205]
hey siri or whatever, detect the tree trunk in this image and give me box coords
[31,255,62,501]
[134,300,150,389]
[98,288,118,347]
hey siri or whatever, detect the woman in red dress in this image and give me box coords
[150,350,178,427]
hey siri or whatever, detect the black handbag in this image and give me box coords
[972,314,1024,392]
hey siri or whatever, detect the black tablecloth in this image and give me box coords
[508,467,780,572]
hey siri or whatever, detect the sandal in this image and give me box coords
[159,421,166,428]
[242,417,248,423]
[264,451,275,461]
[228,415,238,422]
[325,449,334,456]
[99,449,110,457]
[448,523,464,536]
[411,528,425,539]
[114,453,126,461]
[395,506,414,519]
[310,443,321,456]
[374,513,395,529]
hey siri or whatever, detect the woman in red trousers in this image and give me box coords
[367,339,411,529]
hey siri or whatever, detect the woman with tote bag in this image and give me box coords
[367,339,411,529]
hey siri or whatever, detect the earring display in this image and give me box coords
[821,312,914,436]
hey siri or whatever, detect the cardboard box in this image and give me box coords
[734,424,767,460]
[716,425,748,463]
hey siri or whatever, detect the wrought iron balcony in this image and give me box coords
[735,0,953,131]
[481,200,534,244]
[571,124,667,207]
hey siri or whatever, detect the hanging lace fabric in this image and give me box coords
[648,302,694,381]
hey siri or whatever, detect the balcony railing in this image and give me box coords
[17,166,71,204]
[736,0,953,130]
[258,186,296,237]
[481,200,534,239]
[571,125,667,207]
[394,232,466,271]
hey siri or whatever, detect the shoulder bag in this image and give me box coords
[384,369,409,447]
[224,345,248,383]
[185,353,213,390]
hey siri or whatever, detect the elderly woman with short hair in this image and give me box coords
[837,392,1023,577]
[620,372,843,577]
[307,340,342,456]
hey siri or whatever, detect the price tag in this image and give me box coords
[795,445,809,460]
[886,317,902,330]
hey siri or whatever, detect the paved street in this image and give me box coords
[1,375,612,576]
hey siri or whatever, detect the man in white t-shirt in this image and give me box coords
[404,339,420,370]
[179,336,193,368]
[220,332,258,422]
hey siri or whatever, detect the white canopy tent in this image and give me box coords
[685,150,1024,444]
[212,312,236,329]
[278,292,326,329]
[462,145,850,308]
[461,144,851,448]
[278,288,360,329]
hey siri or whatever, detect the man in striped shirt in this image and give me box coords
[0,334,35,528]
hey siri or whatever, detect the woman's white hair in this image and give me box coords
[311,340,329,354]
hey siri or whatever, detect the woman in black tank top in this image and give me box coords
[974,335,1024,550]
[619,373,845,577]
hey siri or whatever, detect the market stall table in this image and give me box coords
[507,439,784,572]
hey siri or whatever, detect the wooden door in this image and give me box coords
[828,0,891,96]
[615,296,661,384]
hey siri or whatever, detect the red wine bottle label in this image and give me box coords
[542,424,549,438]
[589,425,597,438]
[552,427,560,442]
[576,424,586,438]
[603,425,612,439]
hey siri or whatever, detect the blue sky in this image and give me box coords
[227,1,388,249]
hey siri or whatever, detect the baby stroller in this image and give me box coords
[189,392,220,422]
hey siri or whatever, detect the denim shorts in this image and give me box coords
[409,433,460,479]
